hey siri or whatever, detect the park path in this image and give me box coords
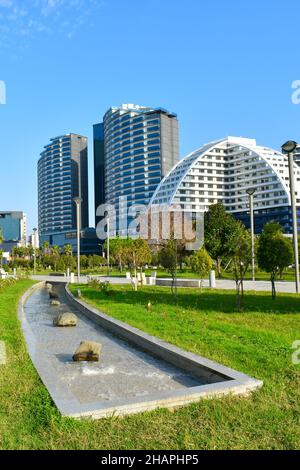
[204,279,296,293]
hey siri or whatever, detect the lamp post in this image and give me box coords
[246,188,256,282]
[74,197,82,284]
[282,141,299,294]
[107,217,110,277]
[33,228,37,275]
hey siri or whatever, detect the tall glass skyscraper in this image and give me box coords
[93,123,105,227]
[94,104,179,235]
[38,134,89,237]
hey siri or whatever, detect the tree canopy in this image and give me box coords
[257,222,293,299]
[204,203,240,277]
[189,247,213,288]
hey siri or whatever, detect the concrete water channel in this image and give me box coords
[19,283,263,419]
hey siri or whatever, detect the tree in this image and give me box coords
[257,222,293,299]
[0,228,4,267]
[189,247,213,291]
[42,241,50,254]
[11,246,31,260]
[41,254,55,270]
[61,254,76,271]
[0,228,4,268]
[124,238,151,290]
[103,237,128,272]
[51,245,60,271]
[158,238,178,295]
[88,255,106,269]
[176,240,188,271]
[56,257,66,272]
[63,244,73,257]
[27,245,34,260]
[229,222,252,310]
[151,251,160,267]
[80,255,89,270]
[133,238,151,279]
[204,203,239,277]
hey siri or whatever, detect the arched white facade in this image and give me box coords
[149,137,300,233]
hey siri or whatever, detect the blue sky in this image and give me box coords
[1,0,300,232]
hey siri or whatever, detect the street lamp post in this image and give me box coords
[282,141,299,294]
[107,216,110,277]
[33,228,37,275]
[246,188,256,282]
[74,197,82,284]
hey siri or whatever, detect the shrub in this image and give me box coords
[88,278,112,296]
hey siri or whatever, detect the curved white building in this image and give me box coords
[149,136,300,234]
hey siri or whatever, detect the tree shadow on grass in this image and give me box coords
[80,286,300,315]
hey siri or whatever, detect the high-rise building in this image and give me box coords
[93,123,105,227]
[28,229,39,250]
[94,104,179,235]
[149,136,300,234]
[38,134,89,237]
[0,211,27,250]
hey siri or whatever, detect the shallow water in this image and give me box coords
[23,285,206,404]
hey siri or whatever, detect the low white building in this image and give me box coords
[28,230,39,249]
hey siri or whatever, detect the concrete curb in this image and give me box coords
[17,282,263,420]
[64,284,263,418]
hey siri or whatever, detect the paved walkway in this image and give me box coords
[31,274,132,285]
[31,275,297,294]
[206,279,296,294]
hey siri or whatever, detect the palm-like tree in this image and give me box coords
[52,245,60,271]
[0,230,4,267]
[42,241,50,255]
[64,244,73,257]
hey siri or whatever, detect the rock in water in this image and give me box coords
[49,291,59,299]
[45,283,53,291]
[50,300,61,306]
[73,341,102,362]
[53,313,77,327]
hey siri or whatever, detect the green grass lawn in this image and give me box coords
[0,280,299,449]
